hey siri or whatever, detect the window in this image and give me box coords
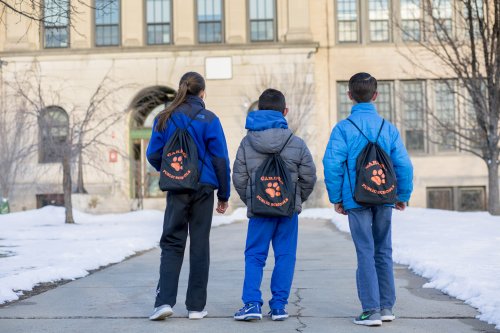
[369,0,390,42]
[434,80,456,151]
[400,0,421,41]
[39,106,69,163]
[197,0,223,43]
[337,0,358,42]
[458,186,486,211]
[44,0,69,48]
[402,81,425,152]
[337,82,351,120]
[95,0,120,46]
[427,187,453,210]
[36,194,65,208]
[249,0,275,42]
[432,0,452,39]
[427,186,486,211]
[375,81,393,121]
[146,0,172,45]
[464,0,484,38]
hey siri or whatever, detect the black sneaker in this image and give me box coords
[353,310,382,326]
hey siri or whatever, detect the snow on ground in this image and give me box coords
[2,205,499,329]
[0,206,247,304]
[301,207,500,329]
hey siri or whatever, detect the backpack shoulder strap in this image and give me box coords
[278,133,294,154]
[347,118,385,143]
[169,104,202,130]
[346,118,370,142]
[375,119,385,143]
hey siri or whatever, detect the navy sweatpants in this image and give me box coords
[241,213,298,310]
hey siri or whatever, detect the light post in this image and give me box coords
[0,58,9,214]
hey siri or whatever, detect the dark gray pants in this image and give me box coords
[154,185,214,311]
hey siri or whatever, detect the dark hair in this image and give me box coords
[348,72,377,103]
[258,88,286,113]
[155,72,206,131]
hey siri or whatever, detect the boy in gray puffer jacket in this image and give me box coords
[232,89,316,321]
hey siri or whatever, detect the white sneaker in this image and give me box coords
[188,310,208,319]
[149,304,173,321]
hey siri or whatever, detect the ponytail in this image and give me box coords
[155,72,205,132]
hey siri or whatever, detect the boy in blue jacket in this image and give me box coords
[323,73,413,326]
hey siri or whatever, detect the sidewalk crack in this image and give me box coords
[293,288,307,333]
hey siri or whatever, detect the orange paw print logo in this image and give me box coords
[371,169,386,186]
[265,182,281,198]
[170,156,183,172]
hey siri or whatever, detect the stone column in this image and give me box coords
[285,0,312,42]
[173,0,195,45]
[226,0,246,44]
[122,1,144,47]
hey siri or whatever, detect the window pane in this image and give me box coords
[401,0,421,41]
[375,82,392,121]
[435,80,456,151]
[198,0,223,43]
[337,0,358,42]
[427,187,454,210]
[95,0,120,46]
[39,107,68,163]
[249,0,275,41]
[337,82,351,120]
[369,0,390,42]
[147,0,171,45]
[402,81,425,152]
[44,0,69,48]
[458,187,486,211]
[432,0,452,38]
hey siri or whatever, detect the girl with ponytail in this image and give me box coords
[146,72,231,321]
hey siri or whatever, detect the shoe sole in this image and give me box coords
[271,315,289,321]
[149,309,173,321]
[381,315,395,322]
[353,319,382,326]
[189,312,208,320]
[234,314,262,321]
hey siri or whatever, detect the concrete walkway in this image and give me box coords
[0,218,497,332]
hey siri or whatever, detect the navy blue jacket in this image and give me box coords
[323,103,413,210]
[146,95,231,201]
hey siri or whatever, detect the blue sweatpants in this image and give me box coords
[242,213,298,310]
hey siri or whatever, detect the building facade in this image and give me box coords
[0,0,491,212]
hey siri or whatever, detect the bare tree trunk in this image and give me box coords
[487,160,500,215]
[75,150,87,194]
[62,154,75,224]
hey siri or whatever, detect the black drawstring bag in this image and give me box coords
[159,109,203,192]
[347,119,397,206]
[251,134,295,217]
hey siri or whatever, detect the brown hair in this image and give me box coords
[155,72,206,131]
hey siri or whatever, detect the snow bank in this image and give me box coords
[0,206,247,304]
[302,207,500,329]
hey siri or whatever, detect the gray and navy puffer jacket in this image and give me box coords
[232,110,317,217]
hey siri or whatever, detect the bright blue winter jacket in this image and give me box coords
[323,103,413,210]
[146,95,231,201]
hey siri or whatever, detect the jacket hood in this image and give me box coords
[247,128,293,154]
[245,110,292,154]
[245,110,288,131]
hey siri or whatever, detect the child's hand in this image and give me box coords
[334,203,347,215]
[216,200,229,214]
[395,202,406,211]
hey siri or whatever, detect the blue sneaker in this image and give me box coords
[234,303,262,321]
[269,308,289,321]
